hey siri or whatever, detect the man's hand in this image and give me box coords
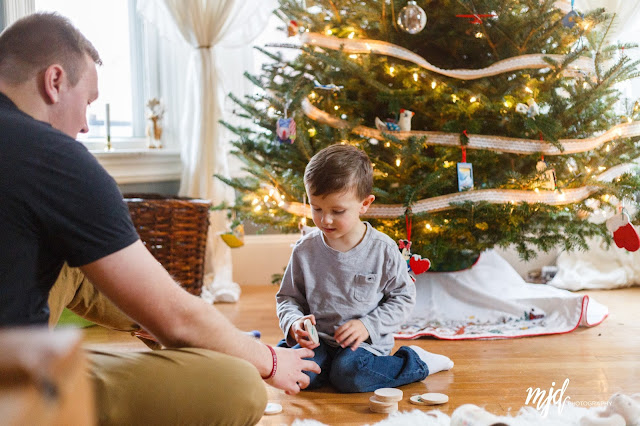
[290,314,320,349]
[334,319,369,351]
[265,347,321,395]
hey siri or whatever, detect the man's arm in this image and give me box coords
[80,240,320,394]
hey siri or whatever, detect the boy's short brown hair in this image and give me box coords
[304,144,373,200]
[0,12,101,86]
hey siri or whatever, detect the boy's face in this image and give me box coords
[306,186,375,249]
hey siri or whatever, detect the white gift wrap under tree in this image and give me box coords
[549,235,640,291]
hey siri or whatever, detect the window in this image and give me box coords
[35,0,145,144]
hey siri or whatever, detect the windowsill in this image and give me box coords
[90,143,182,184]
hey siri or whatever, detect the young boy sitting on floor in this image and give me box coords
[276,144,454,393]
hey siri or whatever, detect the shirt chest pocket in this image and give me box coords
[352,274,379,302]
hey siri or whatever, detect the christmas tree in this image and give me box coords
[220,0,640,272]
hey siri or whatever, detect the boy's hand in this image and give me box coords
[334,319,369,351]
[290,314,320,349]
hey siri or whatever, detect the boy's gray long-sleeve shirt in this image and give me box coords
[276,222,416,356]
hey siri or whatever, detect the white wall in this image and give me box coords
[231,234,299,286]
[231,234,558,285]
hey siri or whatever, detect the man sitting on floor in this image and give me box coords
[0,12,319,426]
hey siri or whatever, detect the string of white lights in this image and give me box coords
[301,99,640,155]
[300,32,594,80]
[280,163,635,218]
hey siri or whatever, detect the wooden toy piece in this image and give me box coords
[0,327,95,425]
[369,402,398,414]
[373,387,403,403]
[304,319,319,345]
[409,394,431,405]
[419,392,449,405]
[264,402,283,415]
[368,396,398,414]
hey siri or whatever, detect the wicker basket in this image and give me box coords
[123,194,211,296]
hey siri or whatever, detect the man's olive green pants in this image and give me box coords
[48,264,267,426]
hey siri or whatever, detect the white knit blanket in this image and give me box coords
[291,392,640,426]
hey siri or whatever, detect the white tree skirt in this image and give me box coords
[395,250,608,340]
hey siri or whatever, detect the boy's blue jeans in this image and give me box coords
[277,339,429,393]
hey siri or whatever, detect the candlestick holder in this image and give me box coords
[104,103,113,151]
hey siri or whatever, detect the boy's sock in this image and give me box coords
[409,345,454,375]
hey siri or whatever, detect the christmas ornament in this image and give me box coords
[276,100,296,144]
[562,10,581,28]
[515,99,540,118]
[606,211,640,252]
[276,117,296,144]
[527,99,540,117]
[515,103,528,114]
[398,239,412,261]
[313,80,343,91]
[287,20,299,37]
[397,1,427,34]
[561,0,583,28]
[409,254,431,274]
[457,163,474,191]
[221,223,245,248]
[374,109,414,132]
[455,13,497,24]
[536,159,557,190]
[457,144,474,192]
[398,217,430,277]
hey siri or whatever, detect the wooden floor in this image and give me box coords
[82,285,640,425]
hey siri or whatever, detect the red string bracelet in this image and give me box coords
[262,344,277,380]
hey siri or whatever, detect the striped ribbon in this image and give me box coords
[301,32,594,80]
[301,99,640,155]
[281,163,636,218]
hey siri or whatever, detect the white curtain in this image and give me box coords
[3,0,34,26]
[577,1,640,39]
[555,1,640,44]
[550,0,640,287]
[139,0,275,302]
[577,1,640,101]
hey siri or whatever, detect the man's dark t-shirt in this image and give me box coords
[0,92,139,326]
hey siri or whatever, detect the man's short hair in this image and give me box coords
[0,12,101,86]
[304,144,373,201]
